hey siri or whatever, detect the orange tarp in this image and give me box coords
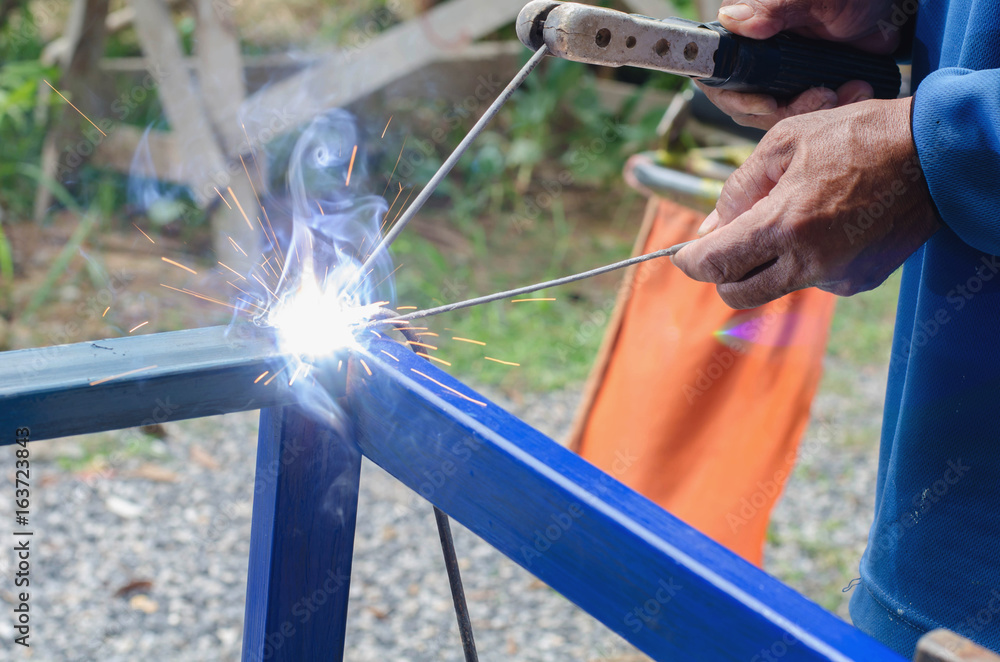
[569,198,836,565]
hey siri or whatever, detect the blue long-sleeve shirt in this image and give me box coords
[848,1,1000,656]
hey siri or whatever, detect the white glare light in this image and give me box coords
[268,274,378,358]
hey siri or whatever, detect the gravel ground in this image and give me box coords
[0,358,887,661]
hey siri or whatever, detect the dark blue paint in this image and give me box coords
[243,406,361,662]
[349,340,904,662]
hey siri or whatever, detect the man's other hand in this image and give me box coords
[698,0,899,129]
[671,97,940,309]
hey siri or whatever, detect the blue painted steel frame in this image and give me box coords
[0,328,907,661]
[348,340,905,662]
[243,406,361,662]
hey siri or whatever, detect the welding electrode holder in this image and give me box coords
[698,21,901,99]
[517,1,901,101]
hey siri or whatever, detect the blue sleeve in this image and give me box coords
[912,67,1000,255]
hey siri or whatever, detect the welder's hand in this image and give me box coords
[697,0,899,129]
[671,97,940,309]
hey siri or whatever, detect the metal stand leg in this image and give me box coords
[242,406,362,661]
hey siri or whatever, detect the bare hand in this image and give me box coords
[698,0,899,129]
[671,97,940,309]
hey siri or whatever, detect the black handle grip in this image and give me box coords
[698,22,901,100]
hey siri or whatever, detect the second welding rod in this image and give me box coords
[368,240,694,327]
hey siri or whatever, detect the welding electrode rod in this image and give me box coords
[358,44,550,274]
[373,240,694,326]
[433,506,479,662]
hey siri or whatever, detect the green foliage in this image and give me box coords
[0,25,58,217]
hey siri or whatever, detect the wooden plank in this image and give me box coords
[243,406,360,662]
[348,340,906,662]
[192,0,249,155]
[131,0,260,270]
[0,326,298,442]
[131,0,227,207]
[915,630,1000,662]
[244,0,526,138]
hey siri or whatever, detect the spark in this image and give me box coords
[359,358,373,376]
[452,337,486,346]
[380,185,406,229]
[43,80,106,136]
[263,366,285,385]
[370,330,383,339]
[240,153,263,208]
[415,352,451,367]
[161,256,197,275]
[218,261,246,280]
[397,306,418,310]
[132,223,155,244]
[485,356,520,367]
[382,136,408,197]
[346,145,358,186]
[511,297,556,303]
[261,257,279,280]
[252,273,279,299]
[381,116,393,138]
[381,350,400,362]
[160,284,242,311]
[386,187,415,230]
[288,363,309,386]
[226,280,254,297]
[227,236,248,256]
[406,341,438,351]
[317,201,326,216]
[89,364,158,386]
[416,332,439,338]
[102,306,110,317]
[241,123,268,185]
[411,368,486,407]
[228,186,255,231]
[338,360,343,372]
[214,187,233,209]
[254,370,269,384]
[129,321,149,333]
[360,262,404,294]
[261,206,285,267]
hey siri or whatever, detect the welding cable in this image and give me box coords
[366,308,480,662]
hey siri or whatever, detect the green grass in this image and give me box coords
[56,429,168,472]
[826,269,903,367]
[389,199,636,392]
